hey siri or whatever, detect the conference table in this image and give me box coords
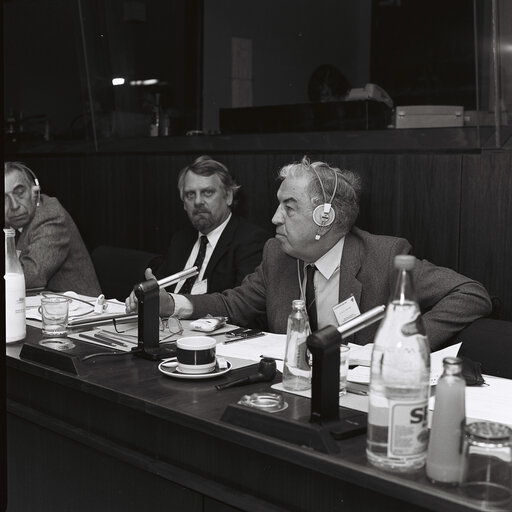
[5,325,502,512]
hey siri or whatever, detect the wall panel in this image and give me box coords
[460,152,512,319]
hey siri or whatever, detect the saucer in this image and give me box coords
[158,359,232,380]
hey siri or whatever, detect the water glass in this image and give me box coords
[41,296,70,336]
[460,421,512,508]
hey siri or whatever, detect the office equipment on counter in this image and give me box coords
[221,305,385,453]
[395,105,464,129]
[133,266,197,360]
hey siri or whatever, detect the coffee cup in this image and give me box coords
[176,336,216,374]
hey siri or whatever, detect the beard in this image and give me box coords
[189,208,213,232]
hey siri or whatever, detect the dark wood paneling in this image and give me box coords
[7,413,202,512]
[460,152,512,319]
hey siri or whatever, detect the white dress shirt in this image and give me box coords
[304,236,345,329]
[174,213,232,293]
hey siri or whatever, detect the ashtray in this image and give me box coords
[238,392,288,413]
[39,338,76,351]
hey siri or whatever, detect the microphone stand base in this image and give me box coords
[131,345,177,361]
[221,402,367,454]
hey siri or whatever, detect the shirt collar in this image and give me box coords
[313,236,345,280]
[199,212,231,250]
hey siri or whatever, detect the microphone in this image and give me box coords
[216,358,277,390]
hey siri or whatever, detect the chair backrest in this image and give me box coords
[457,318,512,379]
[91,245,163,301]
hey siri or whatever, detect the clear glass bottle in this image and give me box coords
[366,255,431,472]
[5,228,26,342]
[282,299,312,391]
[426,357,466,485]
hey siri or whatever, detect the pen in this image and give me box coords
[345,387,368,396]
[93,332,130,347]
[79,332,127,348]
[223,332,265,344]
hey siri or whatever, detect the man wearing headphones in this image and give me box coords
[126,156,492,350]
[4,161,101,296]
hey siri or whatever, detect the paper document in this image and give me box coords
[429,375,512,427]
[216,332,286,371]
[26,292,128,325]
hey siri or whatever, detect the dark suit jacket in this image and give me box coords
[17,194,101,296]
[155,215,270,293]
[189,227,492,350]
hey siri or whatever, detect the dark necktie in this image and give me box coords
[180,235,208,294]
[305,264,318,332]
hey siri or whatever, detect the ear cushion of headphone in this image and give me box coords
[312,204,335,227]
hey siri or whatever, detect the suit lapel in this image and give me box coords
[204,215,237,275]
[338,232,362,305]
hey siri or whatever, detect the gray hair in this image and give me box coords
[177,155,240,201]
[278,156,361,234]
[4,161,37,185]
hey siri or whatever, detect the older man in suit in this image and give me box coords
[154,156,269,294]
[127,157,492,350]
[4,161,101,296]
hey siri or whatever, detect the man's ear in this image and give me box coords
[226,189,233,207]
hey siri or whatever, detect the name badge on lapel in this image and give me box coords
[333,295,360,326]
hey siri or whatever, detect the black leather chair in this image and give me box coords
[91,246,163,301]
[456,318,512,379]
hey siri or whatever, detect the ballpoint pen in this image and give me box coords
[79,332,128,348]
[345,388,368,396]
[223,332,265,344]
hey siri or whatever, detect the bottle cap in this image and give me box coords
[4,227,15,236]
[394,254,416,270]
[292,299,306,309]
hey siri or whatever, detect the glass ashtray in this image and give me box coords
[238,392,288,413]
[39,338,75,351]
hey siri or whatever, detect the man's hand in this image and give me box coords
[124,268,176,316]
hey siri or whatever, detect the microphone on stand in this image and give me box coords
[216,358,277,390]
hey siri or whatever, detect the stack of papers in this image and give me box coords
[26,292,131,326]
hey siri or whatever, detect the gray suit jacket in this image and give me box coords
[189,227,492,349]
[17,194,101,296]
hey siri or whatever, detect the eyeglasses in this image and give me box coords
[111,316,183,341]
[159,316,184,341]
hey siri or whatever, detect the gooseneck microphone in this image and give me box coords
[216,358,277,390]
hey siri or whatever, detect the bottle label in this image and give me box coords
[388,399,429,457]
[294,335,310,370]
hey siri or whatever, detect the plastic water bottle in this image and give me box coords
[5,228,26,343]
[426,357,466,485]
[366,255,430,472]
[282,299,312,391]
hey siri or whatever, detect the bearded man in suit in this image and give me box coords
[154,155,269,294]
[127,156,491,350]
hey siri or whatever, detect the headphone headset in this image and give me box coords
[24,166,41,207]
[310,165,338,240]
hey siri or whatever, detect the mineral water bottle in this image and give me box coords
[282,299,312,391]
[366,255,430,471]
[5,228,26,342]
[426,357,466,485]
